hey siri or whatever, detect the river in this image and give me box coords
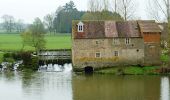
[0,64,169,100]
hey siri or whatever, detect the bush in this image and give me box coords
[19,52,39,71]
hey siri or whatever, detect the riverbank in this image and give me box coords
[94,66,162,75]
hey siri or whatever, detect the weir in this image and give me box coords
[38,49,72,65]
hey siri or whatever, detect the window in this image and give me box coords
[96,41,99,45]
[125,38,130,44]
[113,38,119,45]
[77,21,84,32]
[114,51,119,57]
[95,52,101,58]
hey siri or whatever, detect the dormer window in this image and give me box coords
[77,21,84,32]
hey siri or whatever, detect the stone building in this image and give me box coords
[72,20,161,72]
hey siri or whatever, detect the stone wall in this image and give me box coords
[72,38,145,71]
[144,43,161,66]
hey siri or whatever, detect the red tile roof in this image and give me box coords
[73,20,160,39]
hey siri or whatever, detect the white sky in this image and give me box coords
[0,0,150,23]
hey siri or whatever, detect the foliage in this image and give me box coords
[3,53,15,63]
[16,52,39,70]
[0,52,4,63]
[81,11,123,21]
[21,31,32,50]
[161,54,170,63]
[53,1,85,33]
[21,18,46,51]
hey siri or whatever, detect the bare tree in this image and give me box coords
[112,0,118,13]
[1,15,15,32]
[117,0,136,21]
[147,0,170,22]
[43,13,55,34]
[147,0,170,67]
[15,19,24,33]
[88,0,102,12]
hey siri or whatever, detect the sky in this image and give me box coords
[0,0,150,23]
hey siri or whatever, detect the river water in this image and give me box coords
[0,64,169,100]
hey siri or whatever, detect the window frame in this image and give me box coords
[125,38,130,45]
[95,52,101,58]
[77,21,84,32]
[113,38,119,45]
[114,51,119,57]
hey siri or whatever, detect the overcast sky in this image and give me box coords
[0,0,149,23]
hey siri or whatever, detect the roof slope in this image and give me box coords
[116,21,141,37]
[85,21,105,38]
[73,20,161,39]
[138,20,161,33]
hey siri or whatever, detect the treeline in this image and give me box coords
[0,15,29,33]
[47,0,123,33]
[0,0,124,34]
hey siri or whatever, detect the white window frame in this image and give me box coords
[77,21,84,32]
[113,38,119,45]
[114,51,119,57]
[125,38,130,45]
[95,52,101,58]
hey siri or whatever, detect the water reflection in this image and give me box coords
[0,69,170,100]
[72,75,161,100]
[21,71,73,100]
[161,77,170,100]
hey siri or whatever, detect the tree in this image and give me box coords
[43,13,55,34]
[117,0,137,21]
[15,19,24,33]
[81,11,123,21]
[112,0,118,13]
[1,15,15,32]
[88,0,109,12]
[147,0,170,67]
[85,0,123,21]
[53,1,85,33]
[21,18,46,51]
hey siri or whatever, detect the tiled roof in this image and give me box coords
[105,21,118,37]
[138,20,161,33]
[85,21,105,38]
[116,21,141,37]
[73,20,161,39]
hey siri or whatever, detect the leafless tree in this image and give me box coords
[15,19,24,32]
[112,0,118,13]
[147,0,170,22]
[43,13,55,34]
[1,15,15,32]
[88,0,102,12]
[117,0,137,21]
[147,0,170,66]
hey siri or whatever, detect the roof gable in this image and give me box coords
[77,21,84,26]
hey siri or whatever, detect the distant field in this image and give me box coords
[0,33,71,51]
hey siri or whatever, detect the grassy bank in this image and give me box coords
[95,66,160,75]
[0,33,71,51]
[0,52,4,63]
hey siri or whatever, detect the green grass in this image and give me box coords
[0,33,71,51]
[95,66,160,75]
[0,52,4,63]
